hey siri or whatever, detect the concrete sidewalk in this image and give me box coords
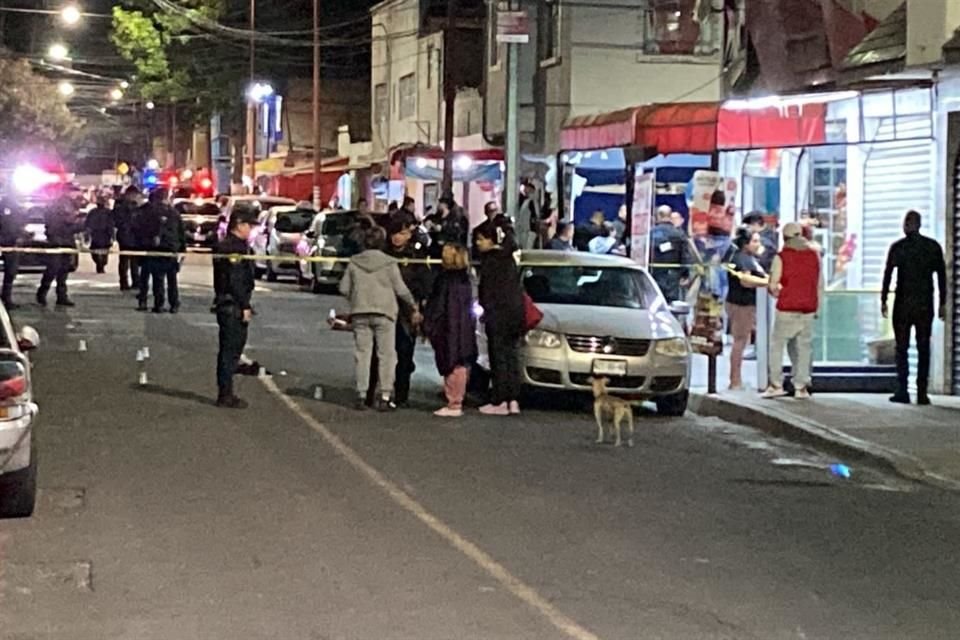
[689,353,960,491]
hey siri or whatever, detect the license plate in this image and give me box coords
[592,359,628,376]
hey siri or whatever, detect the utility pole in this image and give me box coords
[441,0,456,195]
[312,0,322,209]
[246,0,256,191]
[504,0,520,223]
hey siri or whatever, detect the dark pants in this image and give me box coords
[150,257,180,310]
[217,307,249,398]
[893,302,933,394]
[119,252,139,290]
[487,327,522,405]
[394,322,416,404]
[91,246,109,273]
[2,251,19,303]
[37,255,70,303]
[137,257,154,305]
[653,268,683,303]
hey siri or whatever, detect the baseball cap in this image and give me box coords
[782,222,802,239]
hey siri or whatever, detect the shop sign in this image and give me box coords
[630,171,653,266]
[497,10,530,43]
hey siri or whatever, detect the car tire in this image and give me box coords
[0,451,37,519]
[655,390,689,417]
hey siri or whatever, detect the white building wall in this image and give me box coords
[907,0,960,67]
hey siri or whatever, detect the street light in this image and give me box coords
[246,82,274,103]
[145,101,155,110]
[57,81,75,97]
[120,80,129,89]
[48,43,69,62]
[60,4,81,26]
[109,88,124,101]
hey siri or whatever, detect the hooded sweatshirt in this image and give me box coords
[339,249,415,321]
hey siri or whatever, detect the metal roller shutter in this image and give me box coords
[953,145,960,394]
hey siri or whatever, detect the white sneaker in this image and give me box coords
[433,407,463,418]
[762,385,788,399]
[508,400,521,415]
[479,402,510,416]
[794,387,811,399]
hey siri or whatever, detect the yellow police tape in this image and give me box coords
[0,245,700,270]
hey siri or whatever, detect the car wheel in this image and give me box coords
[655,390,689,417]
[0,451,37,519]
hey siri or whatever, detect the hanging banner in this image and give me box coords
[630,171,653,266]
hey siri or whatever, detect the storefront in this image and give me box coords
[559,86,951,393]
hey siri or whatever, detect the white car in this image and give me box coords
[0,304,40,518]
[477,250,692,416]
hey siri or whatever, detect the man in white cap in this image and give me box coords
[762,222,822,399]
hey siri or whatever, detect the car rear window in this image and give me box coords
[321,214,354,236]
[522,266,661,310]
[275,210,313,233]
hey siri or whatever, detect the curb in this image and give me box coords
[689,392,960,492]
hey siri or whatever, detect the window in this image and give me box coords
[646,0,702,55]
[523,266,661,310]
[487,3,500,68]
[398,73,416,120]
[374,83,388,124]
[805,145,847,286]
[541,0,561,64]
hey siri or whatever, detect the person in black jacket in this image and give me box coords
[134,190,184,312]
[649,205,691,302]
[471,201,516,258]
[213,206,258,408]
[0,198,29,308]
[85,194,114,274]
[36,197,80,307]
[475,221,526,416]
[113,186,141,291]
[383,216,434,406]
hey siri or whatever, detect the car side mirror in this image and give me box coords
[16,326,40,352]
[669,301,691,317]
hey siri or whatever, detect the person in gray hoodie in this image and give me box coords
[339,226,418,411]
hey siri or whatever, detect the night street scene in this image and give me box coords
[2,1,960,639]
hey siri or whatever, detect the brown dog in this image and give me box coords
[590,377,634,447]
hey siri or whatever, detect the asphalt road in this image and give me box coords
[1,258,959,640]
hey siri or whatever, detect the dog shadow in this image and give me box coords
[131,383,219,407]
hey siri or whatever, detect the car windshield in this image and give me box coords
[522,266,661,310]
[275,210,313,233]
[321,214,354,236]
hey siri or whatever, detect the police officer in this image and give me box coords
[213,206,257,409]
[134,190,183,312]
[0,198,29,309]
[85,194,115,274]
[650,205,691,303]
[36,196,80,307]
[113,186,141,291]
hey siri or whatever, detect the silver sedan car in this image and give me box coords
[479,250,691,415]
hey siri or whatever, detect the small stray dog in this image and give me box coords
[590,377,634,447]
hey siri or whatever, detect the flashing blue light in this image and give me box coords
[829,463,852,480]
[144,174,158,186]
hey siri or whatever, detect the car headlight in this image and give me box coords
[525,329,562,349]
[655,337,689,357]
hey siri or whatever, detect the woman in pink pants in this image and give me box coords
[425,244,477,417]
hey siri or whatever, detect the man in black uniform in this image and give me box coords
[36,196,80,307]
[113,186,140,291]
[0,198,28,308]
[649,205,691,303]
[134,190,183,312]
[881,210,946,405]
[213,206,257,408]
[84,194,114,274]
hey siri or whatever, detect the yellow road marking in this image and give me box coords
[259,376,601,640]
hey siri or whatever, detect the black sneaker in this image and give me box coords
[216,395,248,409]
[35,293,47,307]
[151,307,164,314]
[169,305,180,314]
[56,299,76,307]
[917,393,931,406]
[136,302,148,312]
[377,398,397,413]
[889,393,911,405]
[354,396,368,411]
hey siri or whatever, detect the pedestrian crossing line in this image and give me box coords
[260,376,602,640]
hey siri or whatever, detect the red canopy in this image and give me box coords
[560,101,827,153]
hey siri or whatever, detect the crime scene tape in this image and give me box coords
[0,245,702,270]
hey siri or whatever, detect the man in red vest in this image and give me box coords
[762,222,822,399]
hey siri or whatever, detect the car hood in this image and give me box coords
[537,303,683,340]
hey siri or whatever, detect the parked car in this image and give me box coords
[298,209,359,293]
[253,205,316,282]
[222,195,296,221]
[174,198,219,249]
[475,250,692,416]
[0,305,40,518]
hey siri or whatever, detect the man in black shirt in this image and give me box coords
[881,210,946,405]
[213,206,258,408]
